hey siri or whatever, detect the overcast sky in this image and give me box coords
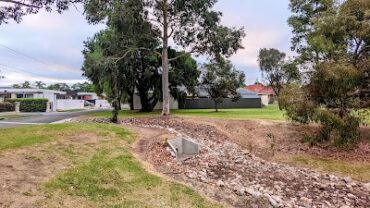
[0,0,293,86]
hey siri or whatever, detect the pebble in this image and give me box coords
[216,180,225,187]
[343,177,352,184]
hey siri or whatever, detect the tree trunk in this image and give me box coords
[111,67,119,123]
[161,0,170,116]
[215,101,219,112]
[128,91,134,110]
[117,92,122,110]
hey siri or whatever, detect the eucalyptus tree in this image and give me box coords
[258,48,300,105]
[84,0,245,116]
[283,0,370,145]
[0,0,82,24]
[201,58,245,112]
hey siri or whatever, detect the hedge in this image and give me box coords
[0,102,14,112]
[7,98,48,112]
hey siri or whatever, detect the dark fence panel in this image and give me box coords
[182,98,262,109]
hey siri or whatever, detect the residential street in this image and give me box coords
[0,109,108,128]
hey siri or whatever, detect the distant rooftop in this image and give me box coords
[245,83,275,95]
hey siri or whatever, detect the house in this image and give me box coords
[245,83,276,106]
[133,93,179,110]
[76,92,101,101]
[0,88,66,111]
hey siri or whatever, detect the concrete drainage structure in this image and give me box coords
[168,137,200,160]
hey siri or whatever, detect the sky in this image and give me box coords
[0,0,293,86]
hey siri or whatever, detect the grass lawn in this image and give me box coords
[0,114,32,120]
[87,105,286,121]
[0,124,131,152]
[290,156,370,181]
[0,124,221,208]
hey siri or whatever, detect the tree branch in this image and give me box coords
[0,0,41,8]
[168,48,198,62]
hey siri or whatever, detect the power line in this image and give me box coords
[0,63,49,78]
[0,43,48,66]
[0,42,80,74]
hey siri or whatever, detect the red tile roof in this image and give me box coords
[245,83,275,95]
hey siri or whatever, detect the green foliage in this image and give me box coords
[84,0,245,115]
[34,81,46,89]
[7,98,48,112]
[286,0,370,146]
[71,82,95,92]
[12,81,31,89]
[279,84,316,124]
[0,102,14,112]
[47,83,70,91]
[201,58,245,112]
[0,0,81,24]
[258,48,300,100]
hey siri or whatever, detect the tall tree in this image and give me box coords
[34,81,46,89]
[283,0,370,145]
[258,48,300,106]
[84,0,245,116]
[47,83,70,91]
[21,81,31,88]
[0,0,82,24]
[201,58,245,112]
[71,82,95,92]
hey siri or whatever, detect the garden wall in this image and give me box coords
[182,98,262,109]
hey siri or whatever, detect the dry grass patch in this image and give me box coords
[289,156,370,181]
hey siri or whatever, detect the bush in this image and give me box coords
[7,99,48,112]
[0,102,14,112]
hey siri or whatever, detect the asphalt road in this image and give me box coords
[0,109,109,129]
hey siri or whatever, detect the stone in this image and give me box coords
[363,183,370,192]
[300,197,312,207]
[216,180,225,187]
[186,171,197,179]
[346,193,356,199]
[343,177,352,184]
[245,188,262,199]
[234,185,245,196]
[268,195,279,207]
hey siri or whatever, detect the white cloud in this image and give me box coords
[230,29,287,69]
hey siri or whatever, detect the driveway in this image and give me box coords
[0,109,109,129]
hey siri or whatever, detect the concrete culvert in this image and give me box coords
[168,137,200,160]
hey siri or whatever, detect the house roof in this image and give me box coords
[245,83,275,95]
[0,88,66,95]
[236,88,260,98]
[196,87,260,99]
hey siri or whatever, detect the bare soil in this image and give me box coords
[117,116,370,207]
[178,117,370,163]
[0,133,109,208]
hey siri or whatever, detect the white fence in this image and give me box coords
[95,100,111,108]
[56,99,85,111]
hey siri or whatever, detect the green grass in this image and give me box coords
[87,105,286,121]
[45,149,220,207]
[0,114,32,120]
[291,156,370,181]
[0,123,133,152]
[1,124,220,207]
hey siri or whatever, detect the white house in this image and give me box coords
[0,88,66,111]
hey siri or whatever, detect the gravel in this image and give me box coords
[69,117,370,208]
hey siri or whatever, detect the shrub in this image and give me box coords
[0,102,14,112]
[7,98,48,112]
